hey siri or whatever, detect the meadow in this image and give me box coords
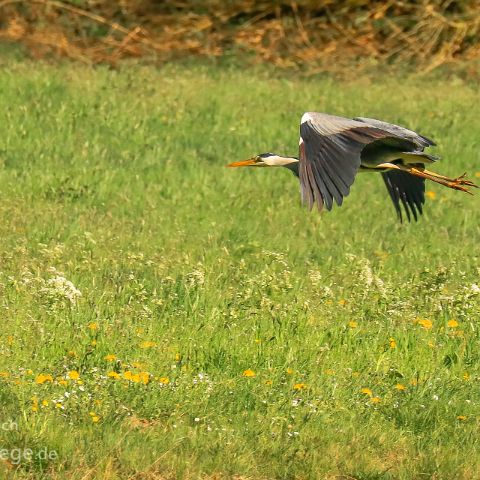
[0,57,479,479]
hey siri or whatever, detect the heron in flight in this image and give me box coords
[227,113,477,221]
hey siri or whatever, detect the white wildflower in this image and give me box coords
[469,284,480,294]
[308,270,322,286]
[186,268,205,287]
[40,275,82,306]
[357,258,386,294]
[261,250,288,268]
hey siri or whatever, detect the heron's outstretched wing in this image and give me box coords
[299,112,415,211]
[382,170,425,222]
[353,117,436,149]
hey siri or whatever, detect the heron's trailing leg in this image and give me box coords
[413,168,477,186]
[378,163,478,194]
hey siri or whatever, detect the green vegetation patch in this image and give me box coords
[0,60,479,479]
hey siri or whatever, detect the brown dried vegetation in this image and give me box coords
[0,1,479,71]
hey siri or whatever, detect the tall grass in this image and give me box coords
[0,59,479,479]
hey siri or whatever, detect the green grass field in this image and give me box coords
[0,58,479,479]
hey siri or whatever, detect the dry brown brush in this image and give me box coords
[0,0,479,71]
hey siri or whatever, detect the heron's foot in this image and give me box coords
[417,169,478,187]
[444,175,478,195]
[443,173,478,194]
[451,173,478,188]
[446,181,474,195]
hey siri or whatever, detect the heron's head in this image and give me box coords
[227,153,298,168]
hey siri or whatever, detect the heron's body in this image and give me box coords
[228,112,477,222]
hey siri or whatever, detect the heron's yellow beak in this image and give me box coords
[227,158,257,167]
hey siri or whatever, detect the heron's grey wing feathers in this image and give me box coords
[353,117,436,149]
[299,112,392,211]
[382,170,425,222]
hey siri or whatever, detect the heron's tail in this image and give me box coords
[400,151,439,164]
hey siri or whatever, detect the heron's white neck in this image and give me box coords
[263,155,299,167]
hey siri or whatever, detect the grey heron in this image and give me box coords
[227,112,477,222]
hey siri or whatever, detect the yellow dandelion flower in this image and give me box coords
[425,190,436,200]
[410,379,418,386]
[174,353,182,362]
[0,372,9,378]
[89,412,100,423]
[139,371,150,384]
[475,172,480,178]
[130,373,141,383]
[68,370,80,380]
[107,371,120,379]
[293,383,307,391]
[447,319,459,328]
[32,405,38,412]
[26,369,33,375]
[41,400,49,407]
[265,379,273,385]
[55,403,62,409]
[35,374,53,384]
[286,368,294,375]
[463,372,470,381]
[360,388,373,396]
[58,379,68,386]
[67,351,77,357]
[416,318,433,330]
[370,396,381,404]
[104,354,116,362]
[159,376,170,384]
[242,369,256,377]
[123,371,133,380]
[6,335,14,345]
[87,322,98,330]
[325,369,335,375]
[348,321,357,328]
[139,341,157,349]
[427,341,435,348]
[351,371,360,377]
[254,338,261,343]
[457,415,467,421]
[389,338,397,349]
[91,340,97,346]
[395,383,407,391]
[338,299,347,306]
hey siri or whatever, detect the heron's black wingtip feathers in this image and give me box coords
[382,170,425,223]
